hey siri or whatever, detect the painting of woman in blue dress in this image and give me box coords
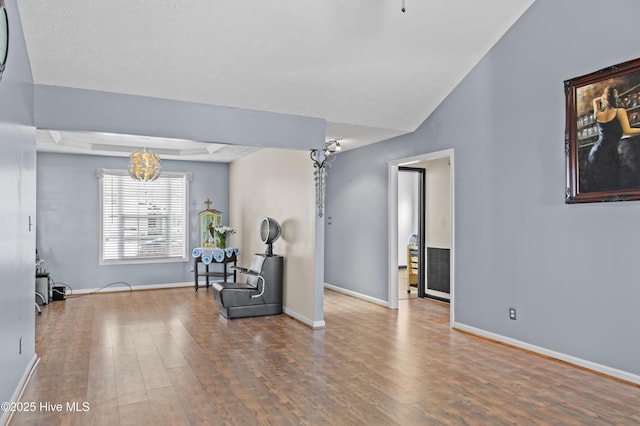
[585,86,640,192]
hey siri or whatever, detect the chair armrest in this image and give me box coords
[230,265,265,298]
[233,267,262,279]
[251,275,266,298]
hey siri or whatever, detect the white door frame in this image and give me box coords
[387,148,455,326]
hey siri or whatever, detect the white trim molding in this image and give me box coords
[324,283,389,307]
[453,322,640,386]
[2,354,39,426]
[283,307,325,329]
[70,281,193,295]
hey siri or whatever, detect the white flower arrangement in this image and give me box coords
[214,226,236,238]
[211,225,235,248]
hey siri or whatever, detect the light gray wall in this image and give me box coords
[36,153,229,291]
[0,0,36,414]
[34,85,326,151]
[325,142,391,301]
[326,0,640,376]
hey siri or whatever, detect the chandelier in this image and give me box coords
[128,148,161,181]
[310,140,341,217]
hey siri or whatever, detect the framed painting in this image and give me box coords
[565,57,640,203]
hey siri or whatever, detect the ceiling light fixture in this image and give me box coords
[128,148,161,181]
[325,139,342,153]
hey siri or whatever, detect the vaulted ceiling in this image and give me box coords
[18,0,534,161]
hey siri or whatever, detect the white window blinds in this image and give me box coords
[98,169,190,264]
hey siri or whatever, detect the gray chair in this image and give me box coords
[212,254,283,319]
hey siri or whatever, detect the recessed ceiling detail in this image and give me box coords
[36,130,261,163]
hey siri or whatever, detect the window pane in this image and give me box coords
[99,170,188,263]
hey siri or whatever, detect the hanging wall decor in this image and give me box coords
[565,57,640,203]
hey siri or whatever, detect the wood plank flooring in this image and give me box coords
[10,287,640,425]
[398,268,418,300]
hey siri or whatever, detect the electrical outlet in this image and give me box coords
[509,308,517,320]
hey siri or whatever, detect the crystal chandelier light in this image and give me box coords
[310,140,341,217]
[128,148,161,181]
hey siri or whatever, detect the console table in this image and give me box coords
[192,247,240,291]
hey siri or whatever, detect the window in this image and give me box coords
[98,169,191,264]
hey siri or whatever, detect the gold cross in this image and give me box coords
[204,198,212,210]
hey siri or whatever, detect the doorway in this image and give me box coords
[387,149,455,325]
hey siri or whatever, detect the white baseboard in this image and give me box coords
[70,281,194,295]
[453,322,640,386]
[283,307,325,329]
[1,354,39,426]
[324,283,388,307]
[312,320,326,329]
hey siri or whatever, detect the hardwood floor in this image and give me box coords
[10,287,640,425]
[398,268,418,300]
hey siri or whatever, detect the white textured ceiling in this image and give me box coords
[18,0,534,158]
